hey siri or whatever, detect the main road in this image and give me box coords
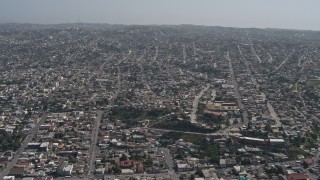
[0,113,47,179]
[266,101,282,127]
[88,110,104,176]
[251,43,262,63]
[226,52,248,124]
[190,85,210,124]
[109,51,132,106]
[273,50,295,73]
[159,148,174,172]
[238,43,282,128]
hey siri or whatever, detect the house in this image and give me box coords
[26,142,49,152]
[302,158,314,168]
[120,160,133,168]
[219,159,226,168]
[95,168,105,174]
[269,139,285,147]
[3,151,13,160]
[134,161,144,173]
[0,156,9,165]
[3,176,15,180]
[9,167,25,178]
[146,166,161,174]
[16,162,34,169]
[57,162,73,176]
[177,163,192,172]
[121,169,134,174]
[238,137,268,146]
[286,173,308,180]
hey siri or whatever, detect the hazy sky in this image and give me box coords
[1,0,319,30]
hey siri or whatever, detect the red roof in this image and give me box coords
[303,158,314,165]
[287,173,308,180]
[135,161,143,168]
[0,160,8,164]
[45,176,53,180]
[17,162,33,165]
[120,160,132,168]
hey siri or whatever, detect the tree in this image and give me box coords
[68,155,77,163]
[203,143,220,164]
[112,165,121,174]
[265,124,271,132]
[194,169,204,177]
[120,153,128,161]
[54,132,64,139]
[189,174,195,180]
[0,131,23,151]
[236,156,241,164]
[247,121,252,129]
[144,157,153,167]
[241,158,251,165]
[101,155,107,163]
[179,174,187,180]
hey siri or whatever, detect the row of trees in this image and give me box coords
[0,130,23,152]
[153,118,217,133]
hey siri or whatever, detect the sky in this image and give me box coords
[0,0,319,30]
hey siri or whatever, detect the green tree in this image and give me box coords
[194,169,204,177]
[120,153,128,161]
[68,155,77,163]
[112,165,121,174]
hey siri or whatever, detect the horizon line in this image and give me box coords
[0,22,319,32]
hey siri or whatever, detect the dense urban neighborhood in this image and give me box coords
[0,23,320,180]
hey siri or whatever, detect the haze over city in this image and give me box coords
[0,0,320,30]
[1,0,320,180]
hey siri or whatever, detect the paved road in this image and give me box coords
[193,42,197,56]
[153,46,159,62]
[273,50,295,73]
[146,127,209,135]
[298,55,305,67]
[109,51,131,105]
[211,89,217,101]
[88,110,104,176]
[182,43,187,64]
[267,101,281,127]
[0,113,47,179]
[54,177,88,180]
[104,171,180,180]
[237,44,259,88]
[85,54,115,104]
[251,43,262,63]
[257,44,273,64]
[138,50,152,92]
[190,85,210,123]
[160,148,174,172]
[226,52,248,124]
[238,43,283,128]
[164,53,176,84]
[295,79,307,109]
[267,51,273,63]
[145,127,231,137]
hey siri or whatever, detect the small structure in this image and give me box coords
[57,161,73,176]
[121,169,134,174]
[286,173,308,180]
